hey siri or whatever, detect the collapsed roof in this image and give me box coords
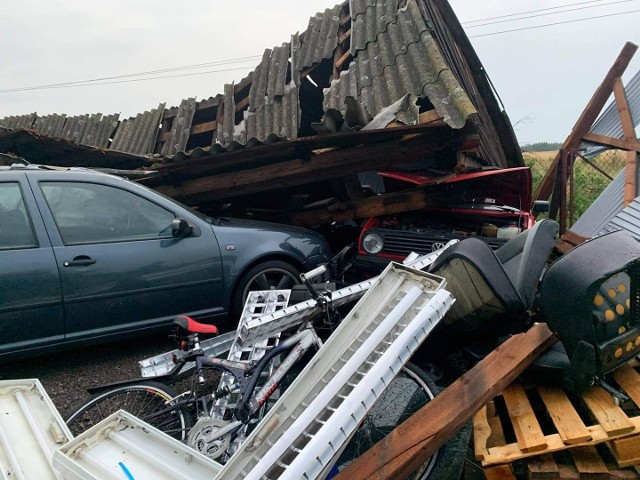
[0,0,524,225]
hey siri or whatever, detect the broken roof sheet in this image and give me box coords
[110,103,165,155]
[324,0,474,128]
[350,0,399,54]
[295,5,342,72]
[0,0,521,177]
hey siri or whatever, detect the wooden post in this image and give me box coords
[613,77,639,207]
[333,323,557,480]
[533,42,637,203]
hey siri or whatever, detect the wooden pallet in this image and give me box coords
[483,447,640,479]
[474,361,640,479]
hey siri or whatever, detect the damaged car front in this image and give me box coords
[354,167,544,275]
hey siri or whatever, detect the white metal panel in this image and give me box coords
[53,410,222,480]
[0,379,72,480]
[237,244,454,345]
[139,290,290,378]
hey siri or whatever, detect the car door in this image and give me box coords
[0,173,64,357]
[28,173,224,342]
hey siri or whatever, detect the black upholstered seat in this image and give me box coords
[428,219,559,335]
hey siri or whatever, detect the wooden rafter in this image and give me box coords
[333,324,557,480]
[533,42,638,203]
[613,77,640,206]
[153,128,474,206]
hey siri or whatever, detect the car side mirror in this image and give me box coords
[532,200,550,216]
[171,218,192,238]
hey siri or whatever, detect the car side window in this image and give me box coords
[0,182,38,250]
[40,182,176,245]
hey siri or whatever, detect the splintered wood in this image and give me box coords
[474,361,640,479]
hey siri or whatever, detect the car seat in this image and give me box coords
[427,219,559,335]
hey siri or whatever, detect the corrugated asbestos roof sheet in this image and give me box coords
[110,103,165,155]
[581,69,640,158]
[79,113,120,148]
[0,114,36,129]
[350,0,398,53]
[295,5,342,72]
[324,0,474,128]
[161,98,196,156]
[246,85,300,142]
[33,114,67,138]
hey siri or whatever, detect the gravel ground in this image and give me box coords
[0,334,177,417]
[0,335,487,480]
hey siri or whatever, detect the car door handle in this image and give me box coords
[64,256,96,267]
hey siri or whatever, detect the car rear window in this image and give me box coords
[0,182,38,250]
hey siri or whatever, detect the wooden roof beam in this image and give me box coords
[533,42,638,202]
[154,128,472,205]
[333,324,557,480]
[613,77,640,206]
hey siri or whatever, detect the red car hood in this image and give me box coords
[379,167,532,210]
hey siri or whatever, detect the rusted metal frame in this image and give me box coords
[613,77,640,207]
[533,42,638,202]
[581,132,640,153]
[575,152,614,181]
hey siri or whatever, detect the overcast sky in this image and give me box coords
[1,0,638,144]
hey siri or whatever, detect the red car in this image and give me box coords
[354,167,542,274]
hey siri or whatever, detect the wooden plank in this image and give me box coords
[609,435,640,468]
[289,188,430,226]
[189,120,217,136]
[538,386,592,445]
[332,324,558,480]
[581,132,640,153]
[533,42,638,202]
[503,384,548,453]
[474,406,492,461]
[484,464,517,480]
[614,77,640,207]
[582,387,635,436]
[418,109,445,126]
[612,364,640,406]
[527,454,560,479]
[334,50,352,70]
[570,446,610,478]
[338,28,351,45]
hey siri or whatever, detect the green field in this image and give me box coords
[522,149,627,225]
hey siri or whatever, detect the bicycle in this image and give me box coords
[65,246,461,478]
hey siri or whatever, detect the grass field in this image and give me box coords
[521,149,626,225]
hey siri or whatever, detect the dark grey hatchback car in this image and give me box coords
[0,164,332,360]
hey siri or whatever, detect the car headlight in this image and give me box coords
[362,233,384,254]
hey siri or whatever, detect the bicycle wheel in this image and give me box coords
[334,362,458,480]
[65,381,193,440]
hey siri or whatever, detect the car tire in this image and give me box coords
[231,260,301,319]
